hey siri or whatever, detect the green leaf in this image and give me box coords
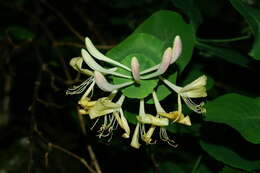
[114,54,158,99]
[200,140,260,171]
[219,166,245,173]
[229,0,260,60]
[124,111,137,124]
[134,10,196,73]
[196,41,250,68]
[159,162,185,173]
[107,33,164,64]
[205,93,260,144]
[7,26,35,40]
[170,0,202,29]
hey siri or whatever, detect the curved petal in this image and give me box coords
[85,37,131,71]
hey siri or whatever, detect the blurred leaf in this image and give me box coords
[205,93,260,144]
[159,162,185,173]
[200,140,260,171]
[219,166,245,173]
[134,10,196,73]
[196,41,250,68]
[229,0,260,60]
[7,26,35,40]
[170,0,203,29]
[196,163,214,173]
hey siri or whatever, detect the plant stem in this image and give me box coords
[191,154,202,173]
[197,35,250,43]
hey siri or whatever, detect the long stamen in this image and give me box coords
[141,47,172,80]
[94,71,134,92]
[66,76,94,95]
[171,35,182,64]
[81,49,131,79]
[85,37,131,72]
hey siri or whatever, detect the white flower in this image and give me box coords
[161,75,207,113]
[79,92,130,139]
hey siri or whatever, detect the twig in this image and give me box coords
[40,0,84,41]
[49,143,97,173]
[87,145,102,173]
[191,154,202,173]
[34,127,97,173]
[17,6,72,81]
[77,108,87,135]
[27,45,44,173]
[53,41,115,50]
[150,153,160,173]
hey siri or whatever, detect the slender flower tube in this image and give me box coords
[85,37,131,71]
[112,95,130,138]
[94,71,134,92]
[141,47,172,79]
[131,57,140,83]
[81,49,131,79]
[130,99,147,149]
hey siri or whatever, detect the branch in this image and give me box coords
[40,0,85,42]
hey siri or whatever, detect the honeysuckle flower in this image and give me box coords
[81,49,131,79]
[131,57,140,83]
[130,99,147,149]
[141,47,172,79]
[79,91,130,139]
[140,35,182,75]
[139,91,177,146]
[160,75,207,114]
[66,57,96,96]
[67,35,207,149]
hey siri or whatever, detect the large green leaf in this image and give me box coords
[205,93,260,144]
[107,33,164,64]
[196,41,250,68]
[219,166,245,173]
[229,0,260,60]
[134,10,196,73]
[200,140,260,171]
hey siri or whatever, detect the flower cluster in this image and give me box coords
[67,36,207,149]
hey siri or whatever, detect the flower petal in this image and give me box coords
[94,71,134,92]
[141,47,172,79]
[81,49,131,79]
[137,114,169,126]
[130,123,141,149]
[171,35,182,64]
[85,37,131,71]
